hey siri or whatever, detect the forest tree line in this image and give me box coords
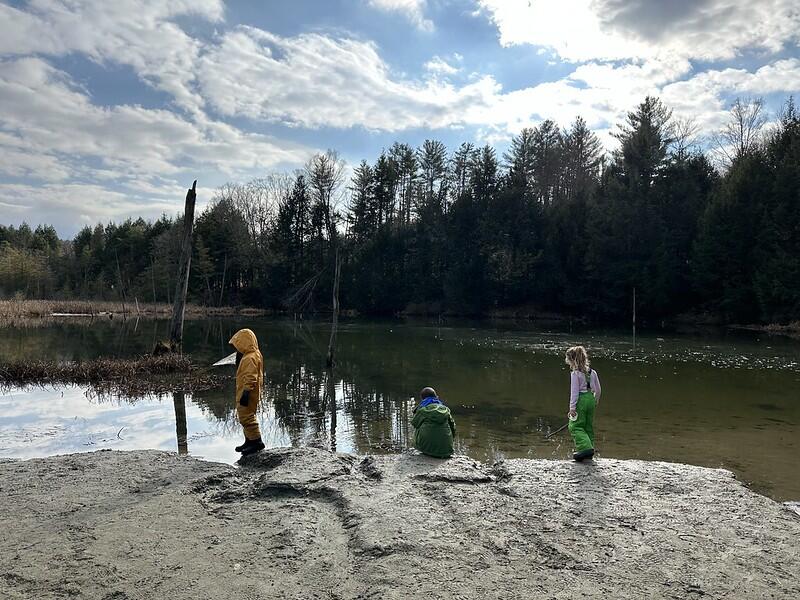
[1,96,798,325]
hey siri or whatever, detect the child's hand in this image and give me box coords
[569,409,577,419]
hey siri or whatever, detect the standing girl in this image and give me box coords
[565,345,601,461]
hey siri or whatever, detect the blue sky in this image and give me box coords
[1,0,799,237]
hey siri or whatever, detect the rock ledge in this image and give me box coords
[1,448,798,599]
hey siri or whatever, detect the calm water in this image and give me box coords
[1,317,798,501]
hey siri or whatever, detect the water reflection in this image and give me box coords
[0,317,799,501]
[173,392,188,456]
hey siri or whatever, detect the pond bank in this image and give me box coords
[0,355,226,397]
[0,299,269,326]
[1,448,798,599]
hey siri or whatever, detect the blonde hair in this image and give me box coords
[565,346,591,374]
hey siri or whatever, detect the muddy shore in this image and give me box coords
[1,448,799,599]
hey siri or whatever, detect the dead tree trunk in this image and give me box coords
[218,253,227,308]
[150,256,157,304]
[169,180,197,350]
[325,248,341,368]
[114,249,126,318]
[326,369,337,452]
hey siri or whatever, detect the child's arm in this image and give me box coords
[569,371,579,415]
[239,354,260,403]
[592,370,601,404]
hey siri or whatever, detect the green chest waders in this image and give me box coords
[568,370,596,453]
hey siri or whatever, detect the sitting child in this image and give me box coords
[411,386,456,458]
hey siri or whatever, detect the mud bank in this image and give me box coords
[1,449,799,599]
[0,355,225,397]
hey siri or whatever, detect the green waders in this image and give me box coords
[568,374,596,453]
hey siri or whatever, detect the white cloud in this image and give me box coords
[0,1,225,115]
[0,56,313,232]
[0,58,194,176]
[424,56,461,75]
[0,132,71,182]
[476,0,800,63]
[476,0,650,62]
[197,28,497,131]
[194,25,797,150]
[661,58,800,131]
[0,0,797,236]
[470,0,800,145]
[0,58,309,177]
[0,2,320,233]
[367,0,434,32]
[0,182,172,217]
[595,0,800,62]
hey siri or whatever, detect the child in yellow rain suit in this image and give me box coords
[229,328,265,455]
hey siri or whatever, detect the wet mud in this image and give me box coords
[1,448,799,599]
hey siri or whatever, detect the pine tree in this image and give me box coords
[753,98,800,321]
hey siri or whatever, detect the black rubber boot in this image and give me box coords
[572,448,595,462]
[240,437,265,456]
[234,438,248,453]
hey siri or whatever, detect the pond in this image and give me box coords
[1,317,798,501]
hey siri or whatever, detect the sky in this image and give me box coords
[1,0,799,238]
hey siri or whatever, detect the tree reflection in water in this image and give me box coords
[172,391,188,455]
[6,317,800,500]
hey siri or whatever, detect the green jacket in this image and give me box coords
[412,403,456,458]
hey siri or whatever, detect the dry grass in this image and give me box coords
[731,321,800,338]
[0,354,228,397]
[764,321,800,334]
[0,299,269,326]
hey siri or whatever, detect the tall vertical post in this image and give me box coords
[170,180,197,350]
[325,248,341,368]
[632,286,637,349]
[326,370,337,452]
[173,391,188,455]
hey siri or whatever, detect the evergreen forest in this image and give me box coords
[2,96,798,325]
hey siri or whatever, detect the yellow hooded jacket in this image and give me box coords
[229,328,264,439]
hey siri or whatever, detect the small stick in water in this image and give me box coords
[545,422,569,439]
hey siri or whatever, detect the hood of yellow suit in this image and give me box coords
[229,328,260,354]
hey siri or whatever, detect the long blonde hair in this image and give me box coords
[565,345,591,374]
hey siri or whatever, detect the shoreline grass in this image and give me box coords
[0,299,269,326]
[0,354,228,397]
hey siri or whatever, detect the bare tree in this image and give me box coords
[217,175,290,255]
[306,150,346,242]
[249,174,292,240]
[712,97,767,169]
[669,117,701,160]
